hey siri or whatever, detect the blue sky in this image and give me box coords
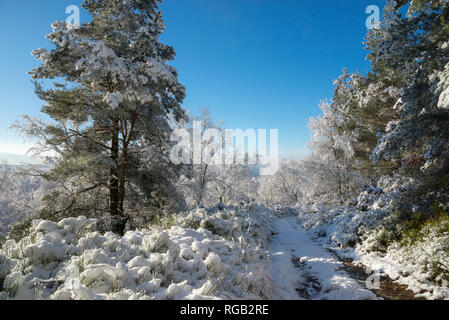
[0,0,385,157]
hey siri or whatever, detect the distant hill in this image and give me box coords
[0,153,42,166]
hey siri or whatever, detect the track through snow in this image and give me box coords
[269,217,378,300]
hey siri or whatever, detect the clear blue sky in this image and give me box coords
[0,0,386,157]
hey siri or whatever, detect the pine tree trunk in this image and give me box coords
[336,162,344,205]
[110,120,125,235]
[118,142,128,216]
[331,143,344,206]
[110,121,119,216]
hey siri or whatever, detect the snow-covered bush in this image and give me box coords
[296,180,449,299]
[0,207,277,300]
[173,205,278,247]
[357,214,449,299]
[298,204,387,248]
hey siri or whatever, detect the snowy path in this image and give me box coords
[269,217,378,300]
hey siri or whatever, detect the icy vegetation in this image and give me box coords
[296,184,449,300]
[0,206,277,300]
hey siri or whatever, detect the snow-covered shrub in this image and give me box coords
[0,211,275,300]
[297,204,387,248]
[173,205,278,247]
[296,182,403,246]
[357,214,449,299]
[297,179,449,299]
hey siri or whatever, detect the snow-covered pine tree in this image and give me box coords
[332,70,401,161]
[368,0,449,206]
[330,68,403,182]
[15,0,186,235]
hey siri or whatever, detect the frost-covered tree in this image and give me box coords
[205,164,255,207]
[307,102,362,205]
[14,0,186,234]
[258,159,305,207]
[309,0,449,211]
[367,0,449,205]
[173,109,258,208]
[329,68,403,183]
[332,70,401,161]
[174,109,223,208]
[257,104,357,208]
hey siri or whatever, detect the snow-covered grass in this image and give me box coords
[0,205,278,300]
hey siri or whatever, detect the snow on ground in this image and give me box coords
[0,207,276,300]
[269,216,378,300]
[4,205,419,300]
